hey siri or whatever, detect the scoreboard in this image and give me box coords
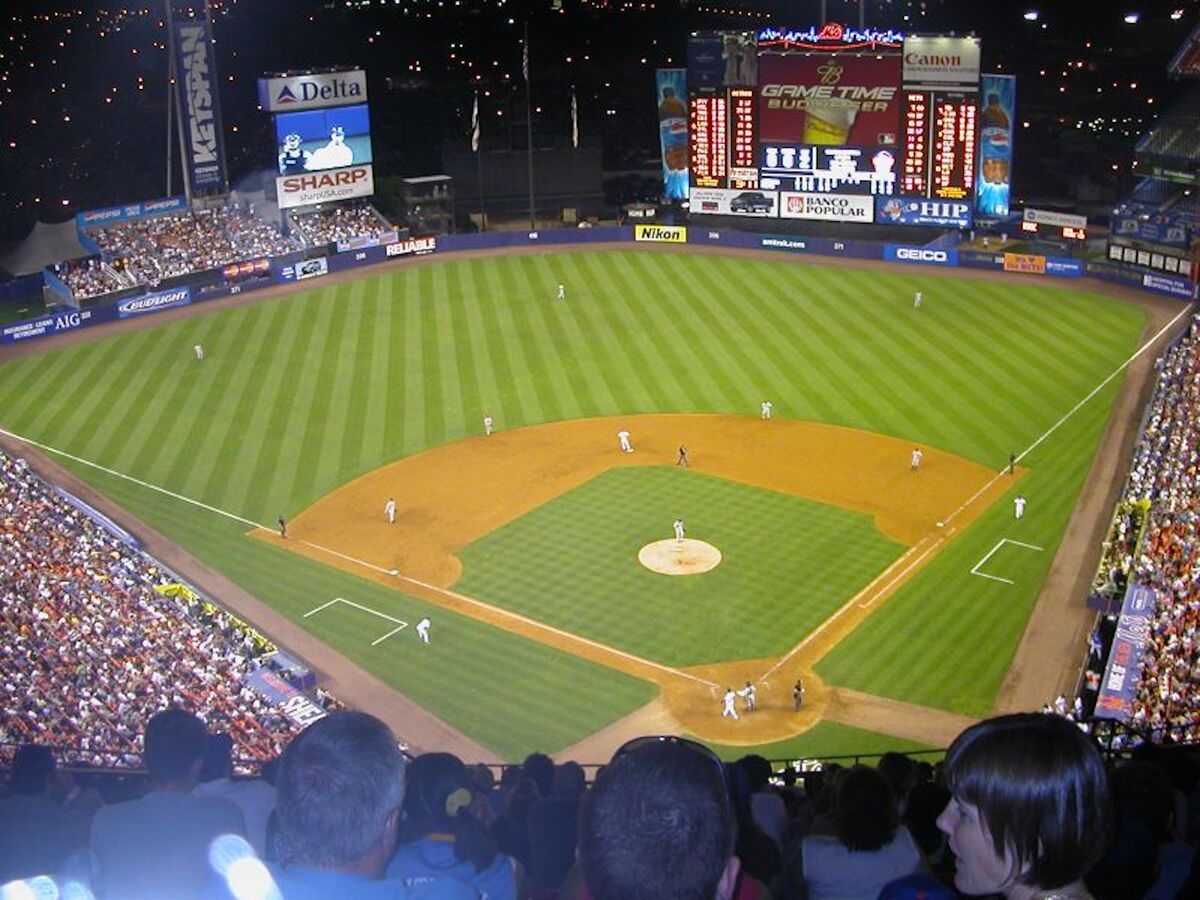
[689,93,727,188]
[931,95,977,200]
[729,88,758,189]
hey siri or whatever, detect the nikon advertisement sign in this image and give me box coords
[634,224,688,243]
[258,70,368,113]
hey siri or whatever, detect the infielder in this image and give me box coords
[676,445,689,467]
[193,344,204,361]
[673,518,685,542]
[556,283,566,300]
[914,291,922,309]
[483,415,494,437]
[761,400,773,420]
[1014,496,1027,519]
[721,687,739,720]
[385,497,397,524]
[618,430,633,453]
[739,681,757,712]
[792,677,805,711]
[416,617,431,643]
[911,448,923,470]
[277,516,287,539]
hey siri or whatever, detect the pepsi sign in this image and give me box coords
[258,70,368,113]
[876,197,972,228]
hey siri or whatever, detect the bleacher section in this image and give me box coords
[289,200,395,249]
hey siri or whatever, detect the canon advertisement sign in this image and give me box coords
[276,164,375,209]
[901,36,981,89]
[258,70,368,112]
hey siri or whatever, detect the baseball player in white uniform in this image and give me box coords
[761,400,772,420]
[721,687,739,720]
[1014,496,1027,519]
[618,430,633,453]
[739,681,757,712]
[673,518,685,542]
[385,497,396,524]
[193,344,204,361]
[416,617,431,643]
[911,448,923,470]
[483,415,494,436]
[556,283,566,300]
[914,291,922,309]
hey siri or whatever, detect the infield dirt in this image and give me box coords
[258,413,1021,746]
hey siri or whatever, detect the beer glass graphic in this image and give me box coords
[804,100,857,145]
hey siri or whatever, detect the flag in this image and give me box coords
[522,38,529,83]
[471,93,480,152]
[571,88,578,149]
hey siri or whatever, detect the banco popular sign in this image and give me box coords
[276,164,375,209]
[780,193,874,223]
[258,70,368,113]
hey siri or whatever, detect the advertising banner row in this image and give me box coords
[688,186,972,227]
[1093,582,1156,722]
[7,227,1193,346]
[77,197,188,229]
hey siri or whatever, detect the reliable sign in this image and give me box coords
[276,164,375,209]
[171,5,227,193]
[258,70,368,113]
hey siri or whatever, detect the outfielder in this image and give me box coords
[914,291,922,309]
[761,400,773,420]
[193,344,204,361]
[556,283,566,300]
[1014,496,1027,519]
[483,414,494,436]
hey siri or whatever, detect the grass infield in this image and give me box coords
[0,250,1147,757]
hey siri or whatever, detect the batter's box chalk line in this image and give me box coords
[970,539,1045,586]
[304,597,409,646]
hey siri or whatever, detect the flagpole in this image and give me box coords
[571,85,580,223]
[472,92,486,232]
[524,23,536,231]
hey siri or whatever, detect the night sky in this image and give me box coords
[0,0,1194,242]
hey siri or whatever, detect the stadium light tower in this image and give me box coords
[1023,10,1040,21]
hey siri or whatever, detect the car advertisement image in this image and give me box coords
[689,187,779,217]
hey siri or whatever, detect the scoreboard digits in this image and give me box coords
[689,94,728,188]
[901,92,929,195]
[932,95,977,200]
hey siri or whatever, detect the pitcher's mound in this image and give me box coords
[638,539,722,575]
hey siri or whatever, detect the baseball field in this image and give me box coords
[0,247,1168,761]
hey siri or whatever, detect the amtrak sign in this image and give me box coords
[258,70,368,112]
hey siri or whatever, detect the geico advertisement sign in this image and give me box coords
[258,70,368,112]
[634,224,687,243]
[277,164,374,209]
[780,193,874,222]
[884,245,959,266]
[386,236,438,257]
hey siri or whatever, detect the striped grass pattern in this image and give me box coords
[0,250,1147,756]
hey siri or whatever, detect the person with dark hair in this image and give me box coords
[387,752,520,899]
[737,755,787,847]
[578,737,741,900]
[90,708,245,898]
[521,752,555,800]
[193,732,277,857]
[791,765,922,898]
[0,745,91,884]
[937,712,1111,899]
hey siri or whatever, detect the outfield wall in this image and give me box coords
[5,225,1195,345]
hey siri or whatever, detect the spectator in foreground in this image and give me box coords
[193,732,277,858]
[387,752,521,898]
[937,713,1111,899]
[0,745,91,884]
[90,708,245,899]
[577,736,741,900]
[789,765,923,899]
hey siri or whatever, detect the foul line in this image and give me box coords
[304,597,408,646]
[758,302,1191,683]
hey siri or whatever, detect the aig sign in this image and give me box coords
[171,6,227,193]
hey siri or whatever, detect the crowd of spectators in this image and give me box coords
[0,449,301,770]
[87,204,299,288]
[290,201,393,247]
[52,258,122,301]
[4,710,1198,899]
[1090,318,1200,743]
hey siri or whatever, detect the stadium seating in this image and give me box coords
[0,449,301,769]
[289,200,394,247]
[85,204,300,290]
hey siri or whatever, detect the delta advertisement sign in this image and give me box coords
[276,164,375,209]
[780,192,874,223]
[901,36,981,89]
[757,54,902,148]
[258,69,368,113]
[876,197,972,228]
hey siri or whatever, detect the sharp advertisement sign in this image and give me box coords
[276,164,375,209]
[170,2,228,194]
[258,70,369,113]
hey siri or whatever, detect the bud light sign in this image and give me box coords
[172,5,227,193]
[117,287,192,318]
[876,197,972,228]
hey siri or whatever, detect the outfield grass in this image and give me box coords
[457,466,904,666]
[0,250,1147,757]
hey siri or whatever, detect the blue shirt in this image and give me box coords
[387,837,515,900]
